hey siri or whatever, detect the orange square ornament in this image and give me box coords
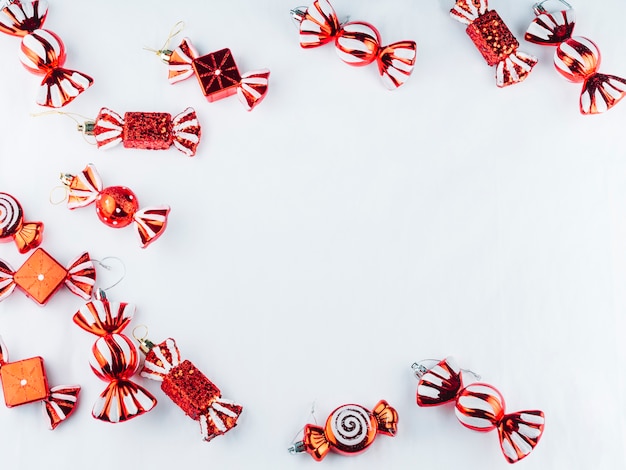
[13,248,67,305]
[0,356,49,407]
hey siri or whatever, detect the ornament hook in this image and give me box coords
[411,359,440,379]
[144,21,185,63]
[49,185,69,205]
[532,0,572,15]
[132,325,156,354]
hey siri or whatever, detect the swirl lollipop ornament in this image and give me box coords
[0,193,43,254]
[288,400,398,461]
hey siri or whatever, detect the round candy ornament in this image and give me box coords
[0,192,43,253]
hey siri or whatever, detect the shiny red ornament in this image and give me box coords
[0,248,95,305]
[0,336,80,429]
[163,36,270,111]
[61,164,170,248]
[289,400,398,461]
[73,293,157,423]
[412,357,545,464]
[81,107,201,157]
[0,192,43,254]
[525,2,626,114]
[137,336,243,441]
[450,0,537,87]
[291,0,417,90]
[0,0,93,107]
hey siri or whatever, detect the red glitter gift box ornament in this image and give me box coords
[60,163,170,248]
[155,31,270,111]
[0,336,80,429]
[0,0,93,107]
[76,107,201,157]
[0,248,95,305]
[288,400,398,461]
[412,357,545,464]
[0,192,44,254]
[136,334,243,441]
[291,0,417,90]
[450,0,537,87]
[73,291,157,423]
[525,0,626,114]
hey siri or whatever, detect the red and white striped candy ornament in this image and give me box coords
[291,0,417,90]
[0,0,93,107]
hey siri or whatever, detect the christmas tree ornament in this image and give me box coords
[60,163,170,248]
[288,400,398,461]
[450,0,537,87]
[134,332,243,441]
[412,357,545,464]
[0,248,95,305]
[73,290,157,423]
[525,0,626,114]
[0,0,93,107]
[0,192,44,254]
[152,26,270,111]
[0,336,80,429]
[290,0,417,90]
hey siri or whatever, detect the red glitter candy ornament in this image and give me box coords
[0,248,95,305]
[525,1,626,114]
[136,334,243,441]
[412,357,545,464]
[73,291,157,423]
[291,0,417,90]
[0,336,80,429]
[450,0,537,87]
[288,400,398,461]
[0,192,43,254]
[60,164,170,248]
[156,32,270,111]
[0,0,93,107]
[78,107,201,157]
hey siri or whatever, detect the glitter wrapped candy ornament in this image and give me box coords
[291,0,417,90]
[73,293,157,423]
[0,336,80,429]
[61,164,170,248]
[0,0,93,107]
[78,107,201,157]
[0,192,43,254]
[160,35,269,111]
[0,248,95,305]
[525,2,626,114]
[450,0,537,87]
[289,400,398,461]
[412,357,545,464]
[136,336,243,441]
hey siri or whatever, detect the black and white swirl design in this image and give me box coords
[330,405,371,450]
[0,193,22,237]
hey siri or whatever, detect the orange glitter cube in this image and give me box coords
[13,248,67,305]
[0,356,49,407]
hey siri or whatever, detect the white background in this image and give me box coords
[0,0,625,469]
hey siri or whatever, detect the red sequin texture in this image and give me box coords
[161,360,221,420]
[122,112,172,150]
[466,10,518,66]
[192,48,242,102]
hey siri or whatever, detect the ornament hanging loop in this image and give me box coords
[131,325,155,354]
[49,185,69,206]
[91,256,126,292]
[532,0,572,15]
[144,21,185,63]
[411,359,440,379]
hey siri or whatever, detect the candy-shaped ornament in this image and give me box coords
[73,291,157,423]
[135,334,243,441]
[291,0,417,90]
[60,164,170,248]
[152,26,269,111]
[0,336,80,429]
[288,400,398,461]
[0,248,95,305]
[0,192,43,253]
[450,0,538,87]
[525,0,626,114]
[0,0,93,107]
[412,357,545,464]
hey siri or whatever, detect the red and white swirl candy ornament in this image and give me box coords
[525,1,626,114]
[291,0,417,90]
[0,0,93,107]
[0,192,43,253]
[73,292,157,423]
[412,357,545,464]
[60,163,170,248]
